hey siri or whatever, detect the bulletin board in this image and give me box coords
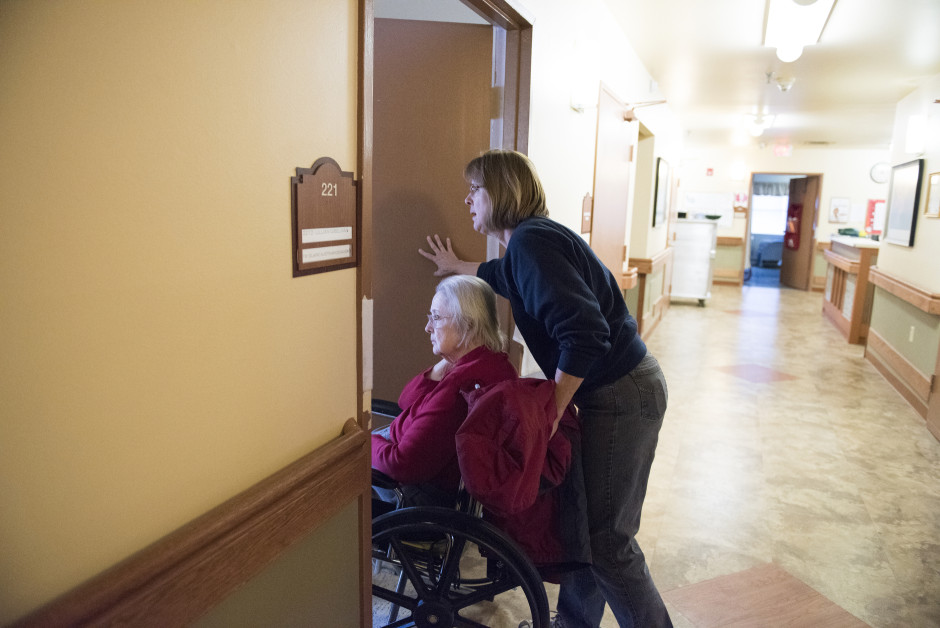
[291,157,358,277]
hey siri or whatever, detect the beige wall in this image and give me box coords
[878,73,940,294]
[0,0,360,621]
[526,0,684,241]
[868,73,940,393]
[679,145,892,244]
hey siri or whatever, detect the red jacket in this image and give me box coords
[371,346,517,494]
[457,378,588,580]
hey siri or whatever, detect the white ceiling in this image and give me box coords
[604,0,940,149]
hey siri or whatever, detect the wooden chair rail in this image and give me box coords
[15,419,368,628]
[822,249,860,274]
[870,267,940,315]
[628,247,673,275]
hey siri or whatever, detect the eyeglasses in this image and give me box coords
[427,313,451,326]
[469,184,483,194]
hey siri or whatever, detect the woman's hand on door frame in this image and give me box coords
[418,234,479,277]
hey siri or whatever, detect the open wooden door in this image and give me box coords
[781,175,820,290]
[590,84,636,285]
[372,18,494,405]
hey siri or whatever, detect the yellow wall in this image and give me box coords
[0,0,359,621]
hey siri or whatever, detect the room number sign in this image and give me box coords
[291,157,358,276]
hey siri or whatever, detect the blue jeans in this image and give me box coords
[557,353,672,628]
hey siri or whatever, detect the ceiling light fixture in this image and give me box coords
[775,76,796,92]
[746,114,775,137]
[764,0,837,63]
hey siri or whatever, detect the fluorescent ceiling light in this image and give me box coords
[745,113,775,137]
[764,0,836,63]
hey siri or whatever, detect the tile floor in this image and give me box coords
[373,282,940,627]
[639,283,940,627]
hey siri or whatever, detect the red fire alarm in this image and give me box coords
[706,168,714,176]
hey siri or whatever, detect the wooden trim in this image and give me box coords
[15,420,369,628]
[358,0,374,308]
[927,332,940,442]
[630,252,672,338]
[641,292,668,339]
[463,0,535,29]
[823,298,851,340]
[870,267,940,315]
[866,330,932,405]
[358,2,375,623]
[713,267,744,286]
[816,240,831,252]
[622,266,638,290]
[628,247,672,275]
[716,236,744,286]
[822,249,860,274]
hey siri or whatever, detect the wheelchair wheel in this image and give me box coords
[372,507,550,628]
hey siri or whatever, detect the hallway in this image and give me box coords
[635,283,940,627]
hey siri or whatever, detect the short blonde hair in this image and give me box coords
[434,275,505,353]
[464,150,548,231]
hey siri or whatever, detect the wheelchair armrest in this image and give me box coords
[371,468,400,490]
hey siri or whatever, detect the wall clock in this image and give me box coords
[870,162,890,184]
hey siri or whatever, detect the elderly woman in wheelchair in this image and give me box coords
[371,276,587,628]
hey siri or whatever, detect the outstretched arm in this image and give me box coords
[418,234,481,277]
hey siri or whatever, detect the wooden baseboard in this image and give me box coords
[865,331,930,417]
[928,417,940,443]
[15,419,369,627]
[713,268,743,283]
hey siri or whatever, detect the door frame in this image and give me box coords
[356,1,533,622]
[747,171,822,288]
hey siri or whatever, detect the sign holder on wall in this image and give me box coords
[291,157,358,277]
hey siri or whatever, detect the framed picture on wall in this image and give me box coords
[883,159,924,247]
[653,157,670,227]
[829,197,850,223]
[925,172,940,219]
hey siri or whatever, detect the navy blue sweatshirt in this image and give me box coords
[477,217,646,391]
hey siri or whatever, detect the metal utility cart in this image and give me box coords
[670,218,718,306]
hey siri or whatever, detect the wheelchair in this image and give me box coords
[371,468,550,628]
